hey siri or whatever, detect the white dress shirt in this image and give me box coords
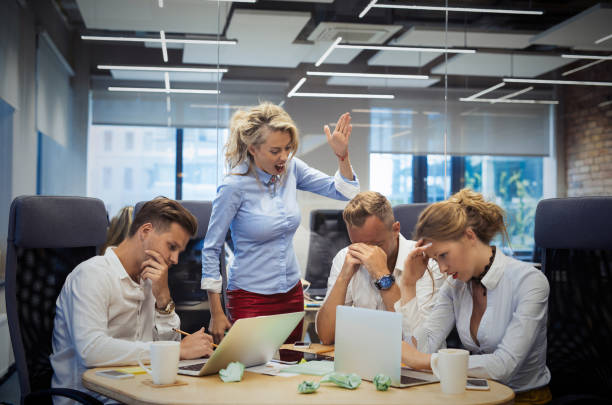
[320,234,444,336]
[413,250,551,392]
[51,248,180,404]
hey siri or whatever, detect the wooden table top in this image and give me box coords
[83,367,514,405]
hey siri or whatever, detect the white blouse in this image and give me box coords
[412,250,551,392]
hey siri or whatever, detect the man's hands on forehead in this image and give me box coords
[347,243,389,280]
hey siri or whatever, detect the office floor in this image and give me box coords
[0,367,19,405]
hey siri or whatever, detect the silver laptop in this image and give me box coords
[334,306,439,388]
[178,311,304,376]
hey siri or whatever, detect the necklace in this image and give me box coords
[471,246,496,296]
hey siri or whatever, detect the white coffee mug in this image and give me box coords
[430,348,469,394]
[137,341,180,385]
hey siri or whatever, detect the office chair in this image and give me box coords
[304,209,351,298]
[392,203,430,240]
[535,197,612,403]
[5,196,107,405]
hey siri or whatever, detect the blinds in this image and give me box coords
[36,32,74,145]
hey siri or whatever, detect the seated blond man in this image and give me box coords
[51,197,214,404]
[316,191,444,345]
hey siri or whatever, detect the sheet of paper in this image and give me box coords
[246,362,297,377]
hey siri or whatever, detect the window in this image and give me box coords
[124,167,133,190]
[125,131,134,150]
[370,153,413,205]
[104,131,112,152]
[88,125,175,217]
[181,128,227,201]
[370,153,544,252]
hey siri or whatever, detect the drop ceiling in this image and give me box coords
[62,0,611,96]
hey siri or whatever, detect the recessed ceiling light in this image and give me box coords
[315,37,342,67]
[490,87,534,104]
[81,35,237,45]
[160,31,168,62]
[291,92,394,99]
[288,78,307,97]
[595,34,612,44]
[459,98,558,105]
[108,87,220,94]
[307,71,429,79]
[464,82,505,100]
[561,54,612,60]
[97,65,228,73]
[335,44,476,54]
[503,78,612,87]
[562,60,606,77]
[359,0,543,18]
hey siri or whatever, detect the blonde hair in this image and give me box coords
[101,205,134,253]
[343,191,395,228]
[415,188,508,244]
[225,102,299,173]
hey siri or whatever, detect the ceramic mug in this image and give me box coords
[137,341,180,385]
[431,348,469,394]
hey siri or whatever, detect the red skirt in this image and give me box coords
[226,281,304,344]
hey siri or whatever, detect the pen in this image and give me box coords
[173,328,219,348]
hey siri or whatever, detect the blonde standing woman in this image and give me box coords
[400,189,551,404]
[101,205,134,254]
[201,102,360,344]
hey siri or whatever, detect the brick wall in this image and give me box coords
[563,62,612,196]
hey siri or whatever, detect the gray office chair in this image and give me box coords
[535,197,612,403]
[5,196,107,405]
[392,203,430,240]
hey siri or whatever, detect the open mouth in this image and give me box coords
[274,164,285,173]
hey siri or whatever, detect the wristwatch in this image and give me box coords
[374,274,396,290]
[155,300,175,315]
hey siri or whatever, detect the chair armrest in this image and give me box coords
[24,388,104,405]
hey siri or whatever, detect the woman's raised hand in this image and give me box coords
[324,112,352,159]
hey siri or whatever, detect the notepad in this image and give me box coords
[114,366,147,375]
[280,360,334,376]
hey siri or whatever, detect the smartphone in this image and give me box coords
[466,378,490,390]
[95,370,135,379]
[293,341,311,348]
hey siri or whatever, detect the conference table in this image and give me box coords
[83,366,515,405]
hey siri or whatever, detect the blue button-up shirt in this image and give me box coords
[201,157,360,295]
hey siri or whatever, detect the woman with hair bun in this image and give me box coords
[400,189,551,404]
[202,102,360,344]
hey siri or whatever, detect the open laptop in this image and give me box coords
[334,306,439,388]
[178,311,304,376]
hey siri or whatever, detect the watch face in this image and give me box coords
[376,274,395,290]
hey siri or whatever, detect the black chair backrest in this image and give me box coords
[134,200,213,304]
[393,203,430,240]
[304,209,351,294]
[534,197,612,398]
[5,196,108,400]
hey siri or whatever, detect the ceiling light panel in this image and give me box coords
[431,53,573,77]
[109,70,224,83]
[76,0,231,35]
[394,26,534,50]
[325,76,440,88]
[530,3,612,52]
[368,51,440,67]
[183,9,312,68]
[370,4,543,15]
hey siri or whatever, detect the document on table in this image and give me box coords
[280,360,334,376]
[246,362,298,377]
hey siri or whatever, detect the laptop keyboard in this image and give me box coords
[179,362,206,371]
[401,375,430,385]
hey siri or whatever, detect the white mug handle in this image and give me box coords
[430,353,441,379]
[137,350,153,376]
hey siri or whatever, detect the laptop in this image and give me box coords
[178,311,304,376]
[334,306,439,388]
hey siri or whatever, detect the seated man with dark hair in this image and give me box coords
[51,197,214,404]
